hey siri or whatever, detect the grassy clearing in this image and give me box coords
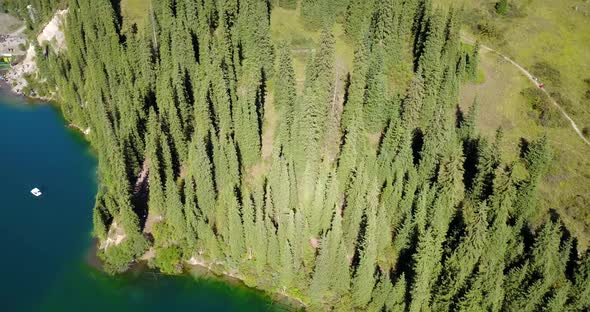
[120,0,150,33]
[434,0,590,247]
[435,0,590,131]
[270,7,354,87]
[459,49,590,249]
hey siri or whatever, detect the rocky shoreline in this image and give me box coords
[0,71,52,103]
[0,73,33,100]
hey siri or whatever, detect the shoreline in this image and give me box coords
[0,70,51,103]
[0,80,37,103]
[184,263,307,311]
[0,71,17,96]
[85,240,306,311]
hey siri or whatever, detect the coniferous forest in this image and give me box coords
[5,0,590,310]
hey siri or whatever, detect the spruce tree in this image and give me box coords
[352,183,379,307]
[274,44,298,154]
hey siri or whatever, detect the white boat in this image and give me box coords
[31,188,42,197]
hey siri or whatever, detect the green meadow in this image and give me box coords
[435,0,590,248]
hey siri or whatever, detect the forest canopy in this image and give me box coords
[5,0,590,311]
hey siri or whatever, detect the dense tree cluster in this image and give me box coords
[26,0,590,310]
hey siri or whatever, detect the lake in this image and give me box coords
[0,92,286,311]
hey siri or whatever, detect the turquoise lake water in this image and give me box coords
[0,93,285,311]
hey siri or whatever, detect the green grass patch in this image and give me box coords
[121,0,150,33]
[436,0,590,128]
[271,7,317,49]
[270,6,355,82]
[473,68,486,84]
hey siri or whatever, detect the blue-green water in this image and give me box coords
[0,93,285,311]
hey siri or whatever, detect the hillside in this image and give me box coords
[3,0,590,311]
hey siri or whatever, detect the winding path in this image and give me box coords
[462,36,590,147]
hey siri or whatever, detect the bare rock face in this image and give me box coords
[100,221,127,251]
[37,9,68,53]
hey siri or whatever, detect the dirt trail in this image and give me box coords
[462,36,590,147]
